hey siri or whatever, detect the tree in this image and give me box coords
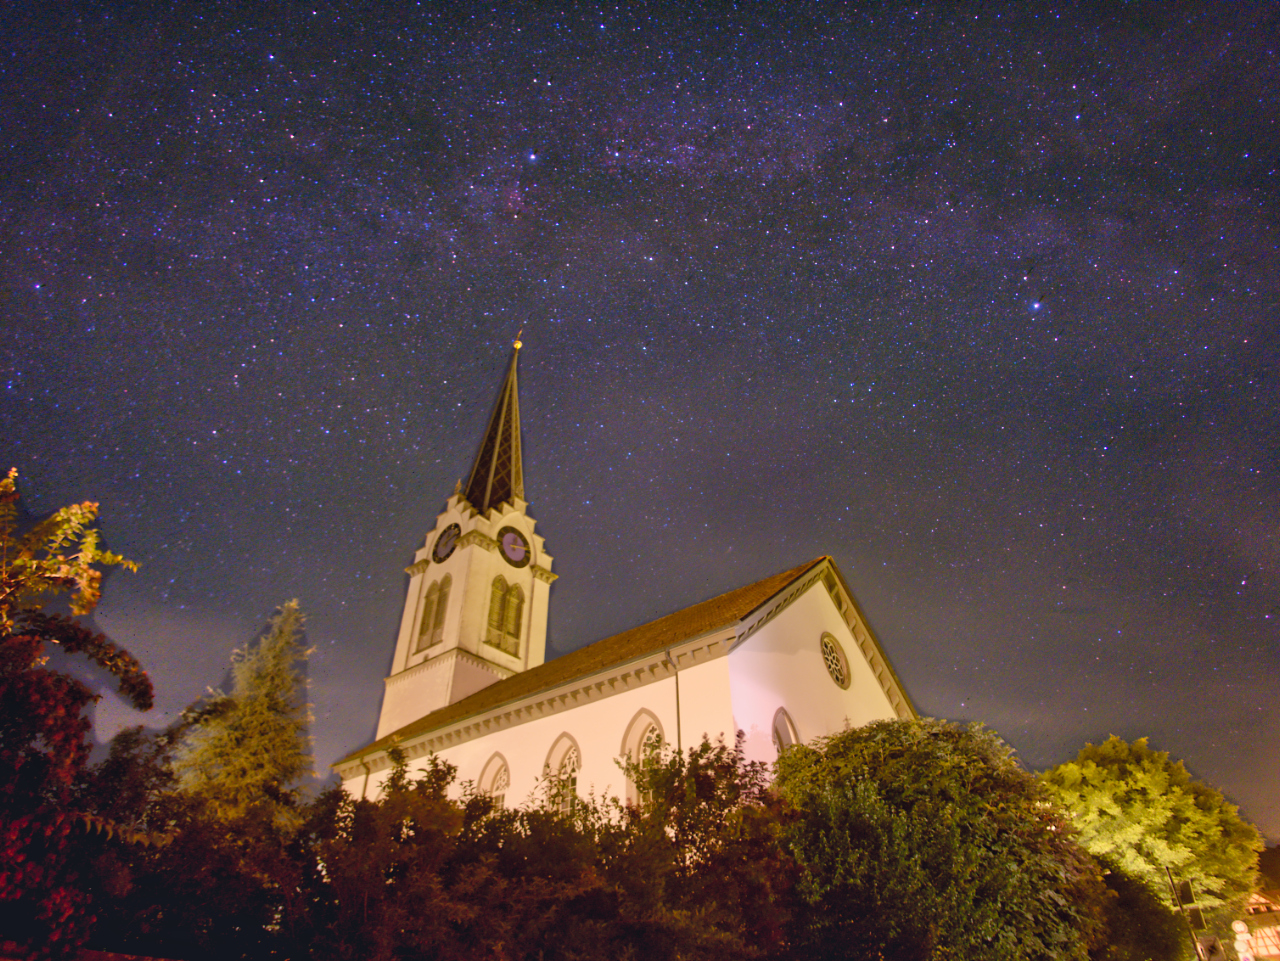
[774,718,1107,961]
[1090,857,1188,961]
[596,734,800,960]
[77,604,314,961]
[1042,736,1263,921]
[173,599,312,826]
[0,469,153,956]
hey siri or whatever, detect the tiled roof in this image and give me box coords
[337,557,825,765]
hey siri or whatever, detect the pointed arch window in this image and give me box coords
[479,754,511,810]
[485,576,523,656]
[620,710,665,807]
[772,707,799,754]
[415,574,451,653]
[544,735,580,816]
[553,747,579,815]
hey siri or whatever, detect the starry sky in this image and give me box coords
[2,3,1277,835]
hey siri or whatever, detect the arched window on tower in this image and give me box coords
[486,576,522,656]
[432,575,450,646]
[414,574,451,654]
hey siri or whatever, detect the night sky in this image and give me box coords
[3,4,1277,835]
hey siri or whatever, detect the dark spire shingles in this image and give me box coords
[463,344,524,514]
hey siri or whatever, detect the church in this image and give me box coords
[334,340,915,806]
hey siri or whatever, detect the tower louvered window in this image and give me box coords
[486,576,522,656]
[415,575,451,653]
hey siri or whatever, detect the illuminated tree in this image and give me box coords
[0,469,153,956]
[775,718,1107,961]
[1042,736,1262,920]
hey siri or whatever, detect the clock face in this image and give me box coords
[497,526,530,567]
[432,523,461,563]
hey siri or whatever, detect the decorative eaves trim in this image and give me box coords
[335,626,737,781]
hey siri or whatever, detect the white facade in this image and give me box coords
[377,492,554,739]
[335,343,914,805]
[337,556,914,804]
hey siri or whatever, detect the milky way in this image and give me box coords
[2,3,1277,833]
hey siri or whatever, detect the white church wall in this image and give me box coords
[667,650,736,751]
[728,581,898,765]
[377,653,456,740]
[362,675,686,807]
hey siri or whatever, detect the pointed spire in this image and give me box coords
[463,338,524,514]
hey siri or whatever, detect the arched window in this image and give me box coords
[479,753,510,810]
[554,748,579,815]
[414,574,451,653]
[543,734,581,816]
[504,585,524,638]
[620,710,665,806]
[772,707,799,754]
[486,576,522,656]
[432,575,450,646]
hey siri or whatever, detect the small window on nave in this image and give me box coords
[552,746,579,815]
[772,707,799,754]
[620,710,665,806]
[485,576,523,656]
[544,735,581,816]
[479,754,510,811]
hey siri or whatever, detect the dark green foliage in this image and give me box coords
[774,718,1107,961]
[599,734,799,959]
[1092,859,1189,961]
[293,737,791,961]
[1259,845,1280,890]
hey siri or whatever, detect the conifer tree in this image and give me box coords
[1042,736,1262,918]
[173,600,312,825]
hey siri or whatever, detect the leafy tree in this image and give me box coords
[1258,845,1280,890]
[0,469,153,956]
[596,734,799,960]
[173,599,312,826]
[298,750,613,961]
[1042,736,1262,921]
[1091,858,1188,961]
[293,737,796,961]
[775,718,1107,961]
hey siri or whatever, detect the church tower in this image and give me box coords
[375,338,555,739]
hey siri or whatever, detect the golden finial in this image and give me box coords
[513,327,523,350]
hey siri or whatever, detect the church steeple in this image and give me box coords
[375,334,554,741]
[463,338,524,515]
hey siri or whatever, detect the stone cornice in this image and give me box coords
[386,647,514,689]
[532,565,557,583]
[459,529,498,552]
